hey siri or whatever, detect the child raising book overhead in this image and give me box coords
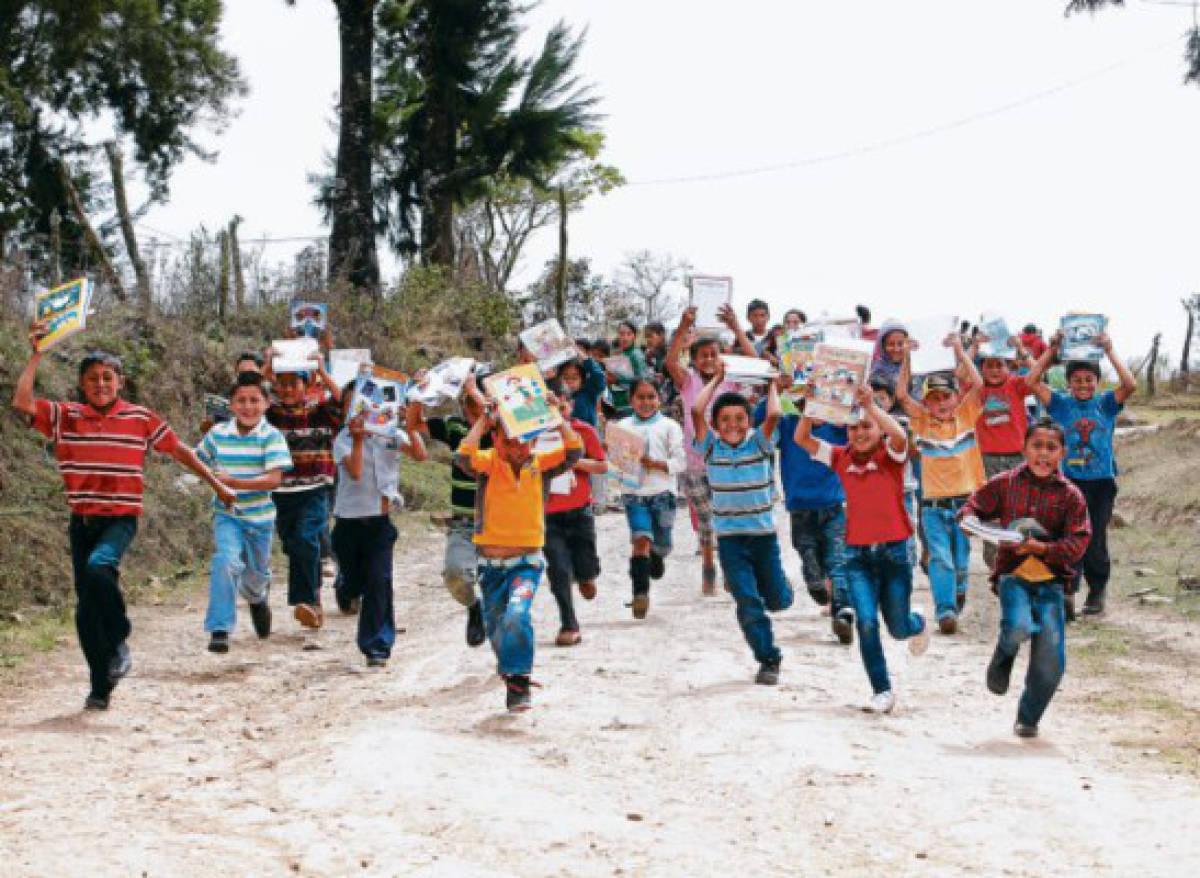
[13,323,237,711]
[455,394,582,712]
[796,384,931,713]
[693,364,795,685]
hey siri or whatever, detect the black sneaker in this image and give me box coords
[755,659,781,686]
[1014,721,1039,739]
[504,674,533,712]
[366,655,388,668]
[832,608,855,645]
[107,641,132,685]
[207,631,230,653]
[648,553,665,580]
[806,583,831,606]
[1082,589,1106,616]
[335,589,359,615]
[249,600,272,639]
[84,692,110,711]
[986,647,1015,695]
[466,601,486,648]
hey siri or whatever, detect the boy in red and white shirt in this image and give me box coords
[13,323,235,711]
[796,385,931,714]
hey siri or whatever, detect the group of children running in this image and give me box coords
[14,298,1135,737]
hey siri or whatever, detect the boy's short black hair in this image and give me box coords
[855,304,871,324]
[1065,360,1101,380]
[1022,323,1038,335]
[592,339,612,356]
[869,374,896,395]
[645,321,665,337]
[746,298,769,317]
[1025,416,1066,446]
[230,371,271,400]
[78,350,123,377]
[712,390,751,423]
[236,351,264,369]
[557,359,584,380]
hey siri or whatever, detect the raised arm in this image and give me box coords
[1024,330,1058,407]
[718,303,757,358]
[12,323,47,417]
[666,307,695,390]
[793,412,819,456]
[859,384,906,454]
[1099,334,1138,404]
[759,379,781,440]
[895,342,923,419]
[950,333,983,406]
[690,359,726,443]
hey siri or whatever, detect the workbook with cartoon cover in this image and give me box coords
[779,329,822,387]
[1059,313,1107,362]
[483,363,561,441]
[35,277,95,351]
[348,365,409,438]
[289,300,329,339]
[807,339,875,425]
[604,420,646,490]
[519,318,576,372]
[409,357,476,406]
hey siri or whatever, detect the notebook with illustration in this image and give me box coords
[289,300,329,339]
[1059,313,1107,362]
[689,275,733,332]
[35,277,95,351]
[483,363,562,441]
[604,420,646,489]
[519,319,576,372]
[807,339,875,425]
[348,365,410,438]
[977,313,1014,360]
[409,357,476,405]
[271,337,320,373]
[603,355,636,380]
[780,330,822,388]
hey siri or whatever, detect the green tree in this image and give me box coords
[373,0,599,268]
[0,1,244,271]
[1066,1,1200,84]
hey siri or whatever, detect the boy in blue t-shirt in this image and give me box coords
[756,383,852,645]
[694,364,795,685]
[1028,329,1137,616]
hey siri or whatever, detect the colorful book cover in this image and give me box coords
[289,300,329,339]
[348,365,410,438]
[519,319,576,372]
[204,394,233,424]
[689,275,733,331]
[780,330,822,387]
[603,355,636,380]
[35,277,94,351]
[977,313,1014,359]
[329,348,373,389]
[807,339,875,425]
[1059,313,1108,362]
[271,337,320,373]
[604,420,646,489]
[409,357,476,406]
[483,363,562,441]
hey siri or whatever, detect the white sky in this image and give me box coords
[139,0,1200,362]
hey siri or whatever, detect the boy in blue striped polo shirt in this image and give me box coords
[197,373,293,653]
[693,363,794,685]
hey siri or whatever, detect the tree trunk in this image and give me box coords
[1147,332,1161,398]
[1182,297,1195,377]
[229,216,245,310]
[217,230,230,324]
[104,142,150,313]
[48,209,62,286]
[418,9,459,269]
[56,159,125,300]
[555,185,568,322]
[328,0,380,295]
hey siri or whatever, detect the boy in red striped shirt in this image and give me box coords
[13,323,235,711]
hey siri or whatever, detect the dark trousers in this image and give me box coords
[1070,477,1117,596]
[544,507,601,631]
[332,516,398,659]
[68,515,138,697]
[272,488,327,607]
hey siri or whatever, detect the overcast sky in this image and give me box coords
[139,0,1200,362]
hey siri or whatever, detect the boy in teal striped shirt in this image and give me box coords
[197,373,293,653]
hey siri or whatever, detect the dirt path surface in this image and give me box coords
[2,511,1198,877]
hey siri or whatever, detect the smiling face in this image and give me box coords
[617,324,637,351]
[495,429,532,468]
[273,372,307,407]
[1068,368,1099,402]
[981,358,1008,386]
[714,402,750,446]
[923,389,958,421]
[846,414,883,455]
[79,364,123,410]
[231,383,269,429]
[692,340,720,379]
[784,311,803,331]
[559,363,583,396]
[1023,426,1065,479]
[883,330,908,364]
[631,382,661,419]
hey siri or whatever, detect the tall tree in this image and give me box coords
[0,1,245,279]
[1066,1,1200,84]
[615,250,691,325]
[374,1,599,267]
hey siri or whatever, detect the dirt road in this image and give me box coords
[2,511,1197,877]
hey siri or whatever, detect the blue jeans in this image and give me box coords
[997,576,1066,727]
[68,515,138,697]
[272,488,328,607]
[623,492,676,555]
[333,516,398,659]
[844,540,925,695]
[920,500,971,619]
[205,514,274,634]
[717,534,794,664]
[789,505,848,610]
[478,554,545,676]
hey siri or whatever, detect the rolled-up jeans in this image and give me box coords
[478,553,545,676]
[205,512,273,634]
[843,539,925,695]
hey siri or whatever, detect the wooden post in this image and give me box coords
[48,209,62,286]
[1146,333,1161,397]
[56,159,126,301]
[229,216,245,311]
[217,230,230,324]
[555,184,568,323]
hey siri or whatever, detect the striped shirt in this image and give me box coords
[266,400,342,491]
[197,417,293,523]
[697,427,778,537]
[31,398,181,517]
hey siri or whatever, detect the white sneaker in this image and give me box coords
[908,613,931,656]
[869,691,896,714]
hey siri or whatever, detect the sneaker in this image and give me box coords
[366,655,388,668]
[578,581,597,601]
[938,613,958,635]
[755,659,781,686]
[701,565,717,597]
[84,692,110,711]
[648,553,665,580]
[632,594,650,620]
[249,600,272,639]
[806,583,831,606]
[987,648,1016,695]
[504,674,533,712]
[1082,589,1106,616]
[832,608,855,645]
[335,590,359,615]
[293,603,322,629]
[555,628,582,647]
[908,613,931,656]
[207,631,230,654]
[869,691,896,714]
[466,601,486,648]
[107,641,132,685]
[1014,721,1039,738]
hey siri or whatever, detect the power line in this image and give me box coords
[626,39,1176,187]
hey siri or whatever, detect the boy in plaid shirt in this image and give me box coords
[959,417,1091,738]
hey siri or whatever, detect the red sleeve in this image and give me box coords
[961,473,1004,522]
[146,410,181,455]
[29,399,61,439]
[1043,486,1092,571]
[579,423,605,461]
[830,445,847,474]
